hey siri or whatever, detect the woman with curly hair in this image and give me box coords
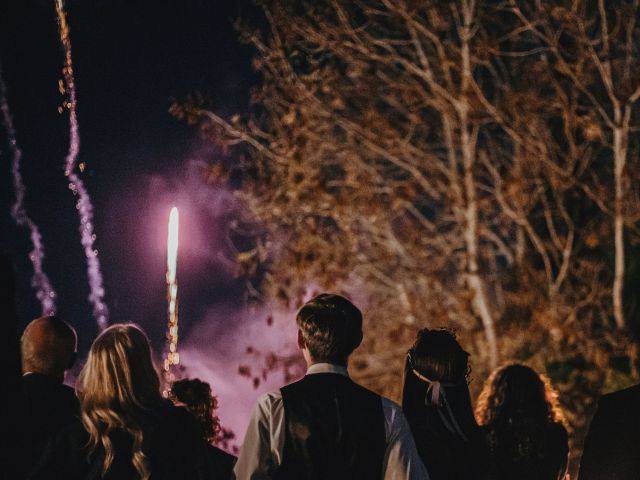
[170,378,236,479]
[402,329,488,480]
[475,364,569,480]
[30,324,210,480]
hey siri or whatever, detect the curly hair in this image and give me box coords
[170,378,221,444]
[475,364,566,461]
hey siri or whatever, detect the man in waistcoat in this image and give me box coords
[234,293,428,480]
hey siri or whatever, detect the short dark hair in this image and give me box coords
[296,293,363,364]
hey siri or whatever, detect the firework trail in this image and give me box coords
[55,0,108,329]
[0,67,57,315]
[163,207,180,393]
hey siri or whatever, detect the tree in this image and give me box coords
[510,0,640,329]
[173,0,640,471]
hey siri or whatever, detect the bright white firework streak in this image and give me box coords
[55,0,108,329]
[0,67,57,315]
[163,207,180,393]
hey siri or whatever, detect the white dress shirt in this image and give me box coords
[234,363,429,480]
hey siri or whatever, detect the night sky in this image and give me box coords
[0,0,259,354]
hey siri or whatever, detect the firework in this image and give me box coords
[55,0,108,329]
[1,66,57,315]
[163,207,180,390]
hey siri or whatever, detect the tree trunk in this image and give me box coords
[459,3,498,367]
[462,130,498,367]
[613,124,627,329]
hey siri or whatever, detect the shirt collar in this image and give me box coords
[306,363,349,377]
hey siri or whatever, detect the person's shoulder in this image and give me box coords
[598,385,640,413]
[254,389,283,415]
[58,383,79,405]
[207,444,237,478]
[600,384,640,407]
[380,396,409,423]
[156,400,197,422]
[152,402,205,443]
[22,373,74,395]
[52,416,89,447]
[22,374,79,412]
[150,401,198,430]
[381,396,401,412]
[256,389,283,406]
[207,444,236,465]
[547,421,569,443]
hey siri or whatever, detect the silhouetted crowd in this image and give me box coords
[11,289,640,479]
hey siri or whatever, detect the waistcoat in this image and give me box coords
[275,373,386,480]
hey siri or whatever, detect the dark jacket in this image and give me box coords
[20,373,80,477]
[482,422,568,480]
[29,402,212,480]
[580,384,640,480]
[206,444,236,480]
[406,405,488,480]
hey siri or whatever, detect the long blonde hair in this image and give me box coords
[78,324,162,479]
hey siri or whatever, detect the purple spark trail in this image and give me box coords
[1,67,57,315]
[56,0,108,330]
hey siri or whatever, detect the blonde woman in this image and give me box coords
[30,324,210,480]
[475,364,569,480]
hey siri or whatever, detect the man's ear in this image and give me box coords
[297,329,306,350]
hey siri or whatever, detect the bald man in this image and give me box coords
[20,316,79,476]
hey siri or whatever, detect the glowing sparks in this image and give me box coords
[164,207,180,390]
[1,66,57,315]
[55,0,108,330]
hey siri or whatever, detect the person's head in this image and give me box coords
[402,329,476,438]
[170,378,220,444]
[475,363,564,428]
[21,315,77,381]
[406,328,470,385]
[79,323,162,480]
[296,293,363,366]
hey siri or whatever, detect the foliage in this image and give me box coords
[173,0,640,473]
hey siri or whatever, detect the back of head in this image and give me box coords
[296,293,363,365]
[475,364,566,468]
[475,364,561,428]
[170,378,220,444]
[79,323,161,479]
[406,328,470,385]
[21,316,77,379]
[80,323,161,412]
[402,329,475,432]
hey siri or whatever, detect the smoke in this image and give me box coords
[55,0,108,329]
[179,304,304,446]
[1,66,57,316]
[118,158,302,445]
[106,157,368,448]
